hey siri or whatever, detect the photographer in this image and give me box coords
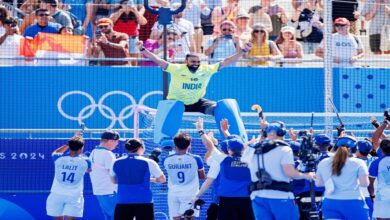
[241,121,315,220]
[0,17,23,66]
[110,138,166,220]
[205,20,240,65]
[315,136,369,220]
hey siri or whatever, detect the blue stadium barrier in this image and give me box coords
[1,67,387,130]
[0,66,327,129]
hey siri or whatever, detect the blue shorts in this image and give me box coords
[96,194,117,220]
[322,198,368,220]
[252,197,299,220]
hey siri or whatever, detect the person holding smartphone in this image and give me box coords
[92,17,129,66]
[204,20,240,65]
[0,17,24,66]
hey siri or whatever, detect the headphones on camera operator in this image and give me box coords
[249,122,293,193]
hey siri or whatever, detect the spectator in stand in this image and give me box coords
[259,0,288,41]
[211,0,240,35]
[361,0,390,54]
[41,0,73,29]
[92,17,129,66]
[248,5,272,34]
[204,20,240,65]
[60,0,94,37]
[141,29,180,66]
[94,0,118,23]
[244,23,282,66]
[275,26,303,66]
[150,2,194,60]
[20,0,41,14]
[179,0,210,53]
[59,26,74,35]
[110,0,147,66]
[291,0,324,54]
[315,17,364,67]
[139,0,165,42]
[235,11,252,43]
[0,17,24,66]
[24,9,61,38]
[0,6,10,37]
[19,0,41,35]
[332,0,359,34]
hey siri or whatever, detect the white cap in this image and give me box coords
[281,26,295,34]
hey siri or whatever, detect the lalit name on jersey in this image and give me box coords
[62,165,78,170]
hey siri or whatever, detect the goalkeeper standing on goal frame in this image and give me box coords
[135,40,253,144]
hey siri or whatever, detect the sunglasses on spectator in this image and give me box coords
[335,24,347,27]
[222,28,233,32]
[99,25,109,29]
[253,29,265,33]
[38,13,50,17]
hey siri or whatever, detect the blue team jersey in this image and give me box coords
[368,155,390,201]
[50,153,91,196]
[111,154,163,204]
[218,156,251,197]
[163,153,204,196]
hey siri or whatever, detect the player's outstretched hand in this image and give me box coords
[195,117,204,131]
[220,118,229,132]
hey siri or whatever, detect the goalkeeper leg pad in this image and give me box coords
[214,99,248,142]
[153,100,184,144]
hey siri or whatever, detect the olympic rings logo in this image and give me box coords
[57,90,163,129]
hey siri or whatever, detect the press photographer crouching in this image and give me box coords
[241,121,315,220]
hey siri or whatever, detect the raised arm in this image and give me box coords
[220,42,252,69]
[136,40,169,69]
[52,144,69,155]
[220,49,244,69]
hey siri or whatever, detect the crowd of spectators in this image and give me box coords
[1,0,390,66]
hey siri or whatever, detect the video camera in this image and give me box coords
[146,148,162,163]
[297,131,319,173]
[183,199,206,218]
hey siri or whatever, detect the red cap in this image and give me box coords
[334,17,350,25]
